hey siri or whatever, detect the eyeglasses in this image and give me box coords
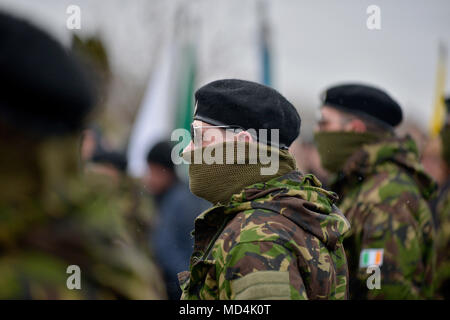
[190,124,244,143]
[316,115,355,130]
[189,124,290,150]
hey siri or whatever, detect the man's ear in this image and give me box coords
[347,118,367,133]
[236,130,254,143]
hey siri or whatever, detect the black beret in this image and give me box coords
[194,79,300,149]
[322,83,403,127]
[146,141,175,171]
[0,12,95,136]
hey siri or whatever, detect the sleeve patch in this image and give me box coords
[359,248,384,268]
[231,271,290,300]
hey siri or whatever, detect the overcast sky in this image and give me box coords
[1,0,449,137]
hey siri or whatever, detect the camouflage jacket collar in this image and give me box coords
[192,171,349,254]
[224,171,339,213]
[334,135,436,200]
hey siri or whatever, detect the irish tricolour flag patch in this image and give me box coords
[359,248,384,268]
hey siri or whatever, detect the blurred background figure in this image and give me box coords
[71,34,111,106]
[422,137,447,186]
[0,11,165,299]
[289,139,329,184]
[85,148,127,182]
[74,28,158,255]
[81,142,155,252]
[432,97,450,299]
[80,126,109,163]
[143,141,210,300]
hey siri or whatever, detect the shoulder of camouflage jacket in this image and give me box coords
[340,135,437,201]
[205,171,349,299]
[219,171,349,246]
[336,139,436,299]
[0,174,166,299]
[337,136,437,235]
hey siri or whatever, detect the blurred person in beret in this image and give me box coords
[0,11,165,299]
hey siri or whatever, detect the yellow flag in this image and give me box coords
[429,43,447,137]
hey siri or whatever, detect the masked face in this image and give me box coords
[314,131,381,173]
[314,106,383,173]
[182,141,296,205]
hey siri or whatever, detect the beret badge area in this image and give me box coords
[193,79,301,149]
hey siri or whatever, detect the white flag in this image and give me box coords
[127,42,177,177]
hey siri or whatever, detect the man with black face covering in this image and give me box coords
[314,83,436,299]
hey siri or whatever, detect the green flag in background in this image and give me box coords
[174,43,196,152]
[127,4,197,177]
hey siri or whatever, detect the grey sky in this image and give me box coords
[1,0,449,138]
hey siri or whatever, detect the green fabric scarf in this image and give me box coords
[182,141,297,205]
[314,131,383,174]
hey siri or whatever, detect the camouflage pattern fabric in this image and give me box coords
[433,177,450,299]
[330,135,436,299]
[0,135,166,299]
[82,170,156,253]
[179,171,350,300]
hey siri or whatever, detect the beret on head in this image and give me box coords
[322,83,403,128]
[146,141,175,171]
[0,11,94,136]
[194,79,301,149]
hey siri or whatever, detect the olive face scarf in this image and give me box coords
[182,141,297,205]
[314,131,382,174]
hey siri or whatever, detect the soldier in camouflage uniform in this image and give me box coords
[82,159,156,254]
[433,97,450,299]
[178,79,351,300]
[73,28,157,255]
[0,12,165,299]
[81,143,156,253]
[315,84,436,299]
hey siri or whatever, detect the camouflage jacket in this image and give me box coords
[178,171,351,300]
[433,176,450,298]
[0,155,166,299]
[330,136,436,299]
[83,171,156,253]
